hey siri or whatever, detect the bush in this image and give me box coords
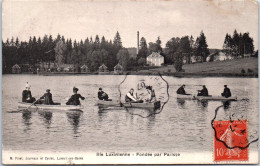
[241,69,245,74]
[137,58,146,66]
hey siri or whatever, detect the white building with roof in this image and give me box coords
[146,52,164,66]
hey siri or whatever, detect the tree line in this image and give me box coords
[3,32,128,73]
[3,30,255,73]
[223,30,254,57]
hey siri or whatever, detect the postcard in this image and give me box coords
[2,0,259,164]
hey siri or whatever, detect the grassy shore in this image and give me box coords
[136,57,258,77]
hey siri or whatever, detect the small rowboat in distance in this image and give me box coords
[18,102,84,111]
[97,100,161,110]
[177,94,237,101]
[195,96,237,101]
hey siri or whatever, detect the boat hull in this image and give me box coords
[97,100,121,107]
[18,102,84,111]
[177,94,195,100]
[195,96,237,101]
[97,100,161,110]
[177,94,237,101]
[123,101,161,110]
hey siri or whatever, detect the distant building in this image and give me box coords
[57,64,74,72]
[114,63,123,74]
[12,64,21,74]
[38,62,56,72]
[99,64,108,73]
[146,52,164,66]
[206,51,232,62]
[80,64,89,73]
[20,64,35,73]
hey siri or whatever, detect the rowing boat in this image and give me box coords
[177,94,237,101]
[177,94,195,100]
[18,102,84,111]
[123,101,161,110]
[97,100,161,110]
[195,96,237,101]
[97,100,121,107]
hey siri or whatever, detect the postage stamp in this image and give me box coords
[213,120,248,162]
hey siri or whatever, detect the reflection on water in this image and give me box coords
[66,111,82,137]
[22,111,32,132]
[2,75,258,152]
[38,111,53,129]
[177,99,186,108]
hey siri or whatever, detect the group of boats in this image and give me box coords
[18,94,237,112]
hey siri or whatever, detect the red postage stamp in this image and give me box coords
[213,120,248,162]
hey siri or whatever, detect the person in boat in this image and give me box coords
[221,85,231,98]
[197,85,209,96]
[66,87,85,105]
[145,86,156,102]
[125,88,143,103]
[176,84,190,95]
[40,89,54,105]
[22,83,36,103]
[98,88,109,101]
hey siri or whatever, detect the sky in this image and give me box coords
[2,0,258,49]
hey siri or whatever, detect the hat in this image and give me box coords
[99,88,102,90]
[224,85,227,87]
[73,87,79,92]
[130,88,134,91]
[146,86,152,90]
[46,89,50,92]
[25,82,31,89]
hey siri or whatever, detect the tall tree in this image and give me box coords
[54,40,67,65]
[117,48,129,71]
[137,37,148,60]
[195,31,210,62]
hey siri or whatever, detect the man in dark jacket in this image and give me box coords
[221,85,231,98]
[40,89,54,105]
[197,85,209,96]
[98,88,109,101]
[177,85,187,95]
[22,85,36,103]
[66,87,85,105]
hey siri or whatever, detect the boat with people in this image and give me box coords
[176,84,237,101]
[18,102,84,111]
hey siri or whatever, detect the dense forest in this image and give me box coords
[2,30,255,73]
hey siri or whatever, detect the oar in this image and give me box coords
[24,98,41,110]
[7,98,40,113]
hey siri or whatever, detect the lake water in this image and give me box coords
[2,75,259,153]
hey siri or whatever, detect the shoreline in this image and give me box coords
[3,72,258,78]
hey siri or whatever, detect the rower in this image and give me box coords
[66,87,85,105]
[22,82,36,103]
[176,84,190,95]
[40,89,54,105]
[125,88,140,102]
[145,86,156,102]
[197,85,209,96]
[98,88,109,101]
[221,85,231,98]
